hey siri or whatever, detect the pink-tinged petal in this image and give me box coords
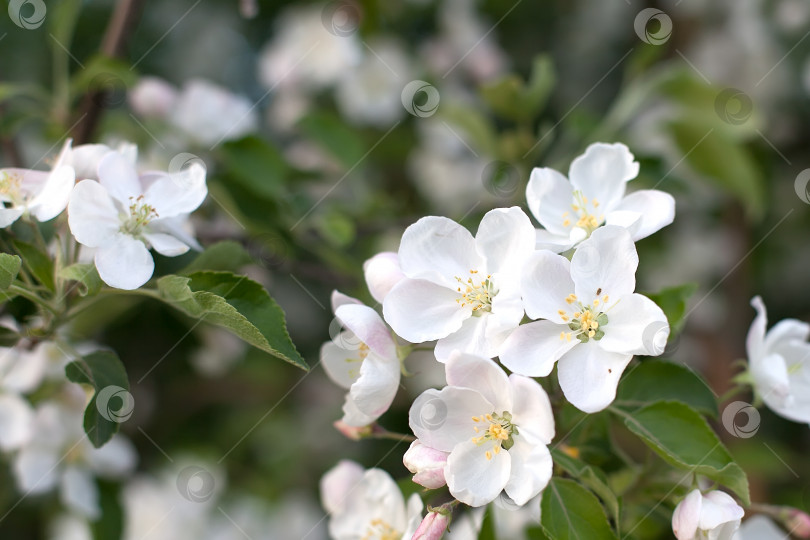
[0,207,24,228]
[557,343,632,413]
[320,340,362,390]
[434,315,496,361]
[142,232,190,257]
[534,228,575,253]
[142,163,207,218]
[383,278,469,343]
[348,352,400,421]
[509,374,555,444]
[571,225,638,302]
[672,489,702,540]
[446,353,512,412]
[568,142,638,212]
[363,252,405,304]
[606,189,675,240]
[598,293,669,356]
[60,466,100,519]
[94,233,154,290]
[97,152,143,205]
[320,460,365,515]
[409,387,493,452]
[747,296,768,362]
[331,290,362,311]
[526,167,575,236]
[521,250,575,322]
[499,320,577,378]
[446,439,511,507]
[28,165,75,222]
[699,491,744,531]
[475,207,536,277]
[341,394,376,427]
[413,511,451,540]
[0,394,34,451]
[398,216,484,288]
[403,440,448,489]
[67,180,120,248]
[504,436,552,506]
[335,304,396,359]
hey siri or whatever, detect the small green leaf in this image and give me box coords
[220,136,289,200]
[179,241,254,274]
[551,449,621,526]
[540,477,618,540]
[65,351,132,448]
[0,253,22,289]
[157,271,307,370]
[13,239,55,291]
[615,360,717,417]
[645,283,698,337]
[59,263,103,296]
[620,401,750,505]
[523,55,555,118]
[297,111,366,168]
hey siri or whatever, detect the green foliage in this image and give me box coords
[551,449,621,526]
[645,283,698,337]
[297,110,367,167]
[59,263,103,296]
[0,253,22,289]
[157,271,307,370]
[481,55,555,122]
[13,239,55,291]
[179,241,254,274]
[540,477,618,540]
[615,360,717,417]
[220,136,289,200]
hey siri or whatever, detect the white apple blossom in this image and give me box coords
[0,139,75,227]
[746,296,810,425]
[363,251,405,304]
[733,515,790,540]
[526,142,675,252]
[321,291,401,427]
[67,150,207,290]
[672,489,744,540]
[500,226,669,413]
[128,76,179,119]
[0,340,49,452]
[67,142,138,181]
[320,460,423,540]
[383,207,535,360]
[409,353,554,507]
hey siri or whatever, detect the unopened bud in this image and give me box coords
[403,440,447,489]
[412,509,450,540]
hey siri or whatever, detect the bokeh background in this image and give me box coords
[1,0,810,538]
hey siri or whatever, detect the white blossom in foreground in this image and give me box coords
[672,489,744,540]
[526,142,674,252]
[320,460,422,540]
[409,353,554,507]
[68,150,207,289]
[321,292,401,427]
[500,226,669,413]
[0,140,75,227]
[363,251,405,304]
[746,296,810,425]
[383,207,535,360]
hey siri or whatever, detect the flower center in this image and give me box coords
[471,411,518,460]
[121,195,158,236]
[362,519,400,540]
[558,292,615,343]
[562,191,603,234]
[0,171,23,206]
[455,270,496,314]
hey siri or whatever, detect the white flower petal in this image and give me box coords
[383,278,468,343]
[503,436,552,506]
[446,353,512,412]
[86,435,137,477]
[13,446,60,494]
[499,320,577,378]
[97,152,142,205]
[764,318,810,354]
[435,315,497,361]
[94,233,154,290]
[0,394,34,451]
[606,189,675,241]
[571,225,638,302]
[672,489,702,540]
[142,164,207,218]
[446,439,511,507]
[509,374,555,444]
[557,343,632,413]
[147,215,201,251]
[568,142,638,212]
[598,293,669,356]
[320,460,365,515]
[474,207,535,277]
[28,165,75,222]
[60,466,100,520]
[69,143,114,179]
[0,207,24,228]
[67,180,120,248]
[320,340,361,389]
[526,167,575,235]
[335,304,396,359]
[348,352,400,422]
[398,216,483,288]
[341,394,377,427]
[699,490,744,531]
[747,296,768,362]
[534,228,575,253]
[409,387,493,452]
[142,232,190,257]
[521,250,575,322]
[331,290,362,311]
[363,252,405,304]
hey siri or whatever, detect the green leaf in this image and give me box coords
[220,136,289,200]
[65,351,132,448]
[523,55,556,118]
[620,401,750,505]
[157,271,307,370]
[0,253,22,289]
[541,477,618,540]
[480,55,555,122]
[0,325,20,347]
[297,111,366,168]
[551,449,621,526]
[59,263,103,296]
[645,283,698,337]
[13,239,55,291]
[179,241,254,274]
[481,76,525,121]
[615,360,717,417]
[478,505,497,540]
[69,55,137,100]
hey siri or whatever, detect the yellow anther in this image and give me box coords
[563,219,571,227]
[486,451,492,460]
[603,295,609,303]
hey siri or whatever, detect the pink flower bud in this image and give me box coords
[403,440,448,489]
[128,77,178,118]
[412,511,450,540]
[785,509,810,538]
[363,252,405,303]
[333,420,372,441]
